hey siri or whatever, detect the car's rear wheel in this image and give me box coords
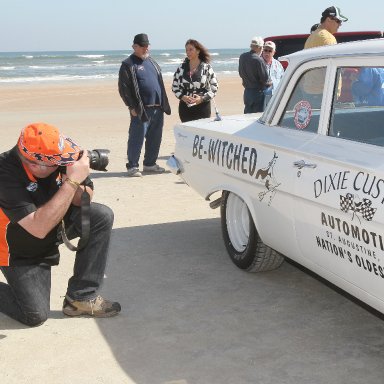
[221,191,284,272]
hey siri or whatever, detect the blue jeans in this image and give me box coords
[0,202,114,327]
[127,107,164,169]
[243,88,265,114]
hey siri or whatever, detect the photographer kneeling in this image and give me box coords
[0,123,120,326]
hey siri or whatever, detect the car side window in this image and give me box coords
[278,67,326,133]
[329,66,384,146]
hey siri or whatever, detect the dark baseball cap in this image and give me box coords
[133,33,150,46]
[322,6,348,22]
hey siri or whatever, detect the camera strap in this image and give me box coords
[61,188,91,252]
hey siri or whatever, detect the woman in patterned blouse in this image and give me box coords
[172,39,218,122]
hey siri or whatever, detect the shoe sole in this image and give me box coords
[127,172,142,177]
[143,169,165,173]
[63,308,120,318]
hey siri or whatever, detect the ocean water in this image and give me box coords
[0,49,243,84]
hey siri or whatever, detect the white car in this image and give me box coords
[168,39,384,315]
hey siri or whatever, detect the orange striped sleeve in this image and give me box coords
[0,209,10,266]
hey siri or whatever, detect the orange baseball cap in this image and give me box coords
[17,122,82,166]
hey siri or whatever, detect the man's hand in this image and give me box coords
[66,151,90,184]
[18,152,91,239]
[65,151,93,206]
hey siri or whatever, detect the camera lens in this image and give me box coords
[87,149,110,171]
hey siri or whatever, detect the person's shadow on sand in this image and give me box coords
[2,218,384,383]
[92,218,384,383]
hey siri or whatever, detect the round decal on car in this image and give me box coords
[293,100,312,129]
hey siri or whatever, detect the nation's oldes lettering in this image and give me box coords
[316,211,384,279]
[315,235,384,279]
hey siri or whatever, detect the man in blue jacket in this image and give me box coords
[118,33,171,177]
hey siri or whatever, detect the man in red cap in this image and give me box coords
[0,123,121,326]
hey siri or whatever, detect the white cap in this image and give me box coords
[264,41,276,51]
[250,36,264,47]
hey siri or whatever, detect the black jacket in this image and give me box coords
[118,55,171,122]
[0,147,93,266]
[238,50,269,90]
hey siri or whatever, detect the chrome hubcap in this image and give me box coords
[226,193,250,252]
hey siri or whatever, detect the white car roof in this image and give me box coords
[280,38,384,67]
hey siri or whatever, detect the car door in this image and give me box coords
[255,61,329,264]
[292,58,384,311]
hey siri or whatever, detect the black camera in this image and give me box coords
[65,149,110,172]
[87,149,110,171]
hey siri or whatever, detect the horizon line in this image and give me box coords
[0,47,246,54]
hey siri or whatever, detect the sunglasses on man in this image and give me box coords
[331,17,342,25]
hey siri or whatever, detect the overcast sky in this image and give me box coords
[1,0,382,51]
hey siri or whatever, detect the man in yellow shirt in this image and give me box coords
[304,6,348,49]
[302,6,348,97]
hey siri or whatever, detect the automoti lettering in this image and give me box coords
[321,212,384,251]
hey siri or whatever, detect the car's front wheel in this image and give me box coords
[221,191,284,272]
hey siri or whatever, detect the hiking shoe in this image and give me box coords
[126,167,142,177]
[63,295,121,318]
[143,164,165,173]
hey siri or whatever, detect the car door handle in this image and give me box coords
[293,160,317,169]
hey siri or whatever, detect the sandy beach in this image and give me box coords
[0,76,245,228]
[1,77,244,227]
[1,77,244,174]
[0,76,244,146]
[0,77,245,382]
[2,77,384,384]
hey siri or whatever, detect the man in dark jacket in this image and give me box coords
[118,33,171,177]
[238,36,271,114]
